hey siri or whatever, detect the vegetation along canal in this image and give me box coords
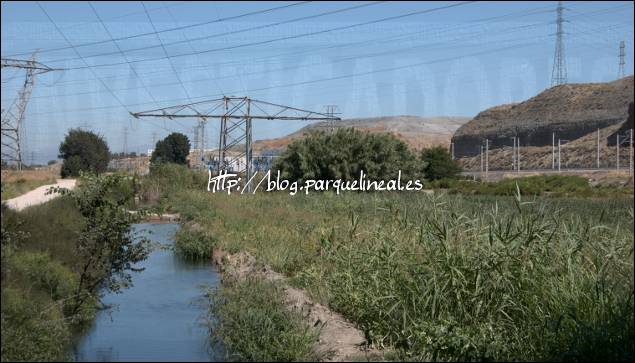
[72,223,222,362]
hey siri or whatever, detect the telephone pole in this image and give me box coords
[511,136,516,171]
[485,139,489,180]
[552,132,556,169]
[596,128,600,169]
[516,137,520,172]
[551,1,567,87]
[629,129,633,176]
[617,134,620,171]
[1,56,61,170]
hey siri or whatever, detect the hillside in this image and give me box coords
[253,115,470,154]
[452,76,634,158]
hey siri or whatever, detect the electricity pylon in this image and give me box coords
[131,96,341,190]
[550,1,567,87]
[1,56,61,170]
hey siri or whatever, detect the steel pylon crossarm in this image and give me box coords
[131,96,341,190]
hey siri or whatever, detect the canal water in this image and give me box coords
[73,223,223,362]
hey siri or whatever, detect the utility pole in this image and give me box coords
[192,123,200,166]
[630,129,633,176]
[1,56,61,170]
[552,132,556,169]
[480,145,484,178]
[486,139,490,179]
[617,134,620,171]
[511,137,516,171]
[551,1,567,87]
[618,40,625,79]
[123,127,128,155]
[558,139,562,172]
[597,128,600,169]
[132,97,340,192]
[516,137,520,172]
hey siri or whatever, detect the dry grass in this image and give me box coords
[1,169,58,200]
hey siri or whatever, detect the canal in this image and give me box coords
[73,223,222,361]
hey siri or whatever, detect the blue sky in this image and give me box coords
[1,1,633,163]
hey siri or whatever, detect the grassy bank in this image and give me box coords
[1,173,145,361]
[145,165,634,361]
[206,277,319,361]
[1,198,90,361]
[426,175,634,198]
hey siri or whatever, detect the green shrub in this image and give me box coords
[274,128,419,183]
[1,288,71,362]
[206,278,319,362]
[420,146,462,180]
[174,227,215,260]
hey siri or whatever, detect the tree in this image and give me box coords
[150,132,190,165]
[59,129,110,177]
[274,128,419,182]
[50,174,149,315]
[420,146,462,180]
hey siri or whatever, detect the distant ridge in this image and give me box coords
[253,115,470,154]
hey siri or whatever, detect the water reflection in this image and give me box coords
[73,223,222,362]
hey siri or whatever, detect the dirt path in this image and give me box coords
[212,249,381,361]
[3,179,76,211]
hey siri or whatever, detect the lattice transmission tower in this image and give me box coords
[1,56,60,170]
[618,40,625,79]
[131,96,340,190]
[550,1,567,87]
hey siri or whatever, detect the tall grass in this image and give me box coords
[164,183,633,361]
[206,278,319,362]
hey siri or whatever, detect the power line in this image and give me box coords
[59,1,479,70]
[7,19,620,105]
[140,1,194,102]
[4,1,313,58]
[44,1,387,65]
[35,1,132,114]
[3,0,607,94]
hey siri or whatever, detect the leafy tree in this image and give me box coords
[274,128,419,182]
[150,132,190,165]
[59,129,110,177]
[50,173,149,315]
[420,146,462,180]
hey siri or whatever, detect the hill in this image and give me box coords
[253,115,470,154]
[452,76,634,158]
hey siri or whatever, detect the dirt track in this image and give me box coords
[4,179,76,211]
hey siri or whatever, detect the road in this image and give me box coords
[4,179,77,211]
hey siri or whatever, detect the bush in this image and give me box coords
[206,278,319,361]
[140,163,207,208]
[174,227,215,260]
[274,128,419,182]
[59,128,110,177]
[420,146,462,180]
[150,132,190,165]
[1,287,71,361]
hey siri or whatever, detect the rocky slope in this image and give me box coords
[452,76,634,158]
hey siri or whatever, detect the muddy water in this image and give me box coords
[72,223,222,362]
